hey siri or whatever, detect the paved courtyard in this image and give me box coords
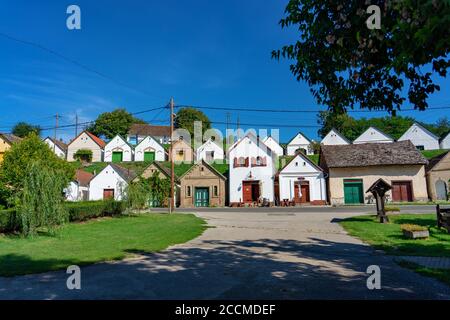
[1,207,449,299]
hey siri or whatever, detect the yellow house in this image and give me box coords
[0,133,22,164]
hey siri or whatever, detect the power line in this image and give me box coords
[0,31,165,101]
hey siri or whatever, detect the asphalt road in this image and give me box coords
[1,206,449,300]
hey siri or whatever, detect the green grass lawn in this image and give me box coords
[0,213,207,276]
[81,161,153,175]
[421,149,449,159]
[340,214,450,257]
[397,260,450,286]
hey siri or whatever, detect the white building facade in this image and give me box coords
[441,132,450,150]
[196,139,224,162]
[321,129,350,146]
[262,136,284,157]
[134,135,166,162]
[44,137,67,159]
[228,135,276,205]
[104,135,133,162]
[399,123,440,150]
[89,164,134,201]
[278,153,327,205]
[286,132,313,155]
[353,127,394,144]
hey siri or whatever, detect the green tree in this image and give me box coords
[88,109,145,139]
[73,149,93,163]
[423,117,450,138]
[0,133,74,206]
[174,107,211,137]
[20,161,68,236]
[12,122,41,138]
[124,180,149,212]
[147,171,171,207]
[273,1,450,113]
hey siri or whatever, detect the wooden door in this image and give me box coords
[144,151,155,162]
[392,181,412,202]
[103,189,115,200]
[195,187,210,207]
[294,183,301,203]
[300,182,310,203]
[243,182,253,203]
[112,151,123,163]
[344,180,364,204]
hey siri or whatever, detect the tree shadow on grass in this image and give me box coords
[1,238,450,300]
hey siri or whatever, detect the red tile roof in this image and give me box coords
[75,169,94,187]
[85,131,106,148]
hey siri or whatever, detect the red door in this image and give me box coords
[103,189,115,200]
[243,182,253,203]
[392,182,412,202]
[300,183,310,203]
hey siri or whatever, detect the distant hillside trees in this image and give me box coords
[88,108,146,140]
[12,122,41,138]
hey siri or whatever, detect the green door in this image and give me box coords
[344,180,364,204]
[144,151,155,162]
[112,151,123,163]
[194,187,209,207]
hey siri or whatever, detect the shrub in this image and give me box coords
[401,224,428,232]
[0,209,20,233]
[66,200,124,222]
[124,180,150,212]
[73,149,93,163]
[385,206,400,212]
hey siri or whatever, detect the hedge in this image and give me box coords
[0,200,125,233]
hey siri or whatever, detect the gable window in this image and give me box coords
[252,156,266,167]
[234,157,248,168]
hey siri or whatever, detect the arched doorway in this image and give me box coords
[436,180,448,200]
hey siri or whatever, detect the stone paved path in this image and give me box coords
[1,210,450,299]
[397,256,450,269]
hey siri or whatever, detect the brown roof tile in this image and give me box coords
[128,123,171,137]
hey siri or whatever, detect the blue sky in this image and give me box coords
[0,0,449,143]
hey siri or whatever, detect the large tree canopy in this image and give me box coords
[88,108,145,139]
[12,122,41,138]
[273,0,450,113]
[174,107,211,137]
[318,112,450,141]
[0,133,74,206]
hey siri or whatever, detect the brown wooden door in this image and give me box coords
[300,183,310,203]
[103,189,115,200]
[392,182,412,202]
[294,183,301,203]
[243,182,253,203]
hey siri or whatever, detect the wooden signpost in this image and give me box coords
[366,179,392,223]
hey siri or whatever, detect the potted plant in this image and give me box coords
[401,224,429,239]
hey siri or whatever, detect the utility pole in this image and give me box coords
[169,98,175,214]
[75,113,79,137]
[53,113,59,152]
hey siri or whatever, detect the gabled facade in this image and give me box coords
[127,123,171,145]
[320,141,428,205]
[398,123,440,150]
[286,132,313,155]
[278,152,327,205]
[134,135,166,162]
[67,131,105,162]
[65,169,94,201]
[0,133,21,163]
[426,151,450,201]
[262,136,284,157]
[321,128,350,146]
[228,134,276,205]
[441,132,450,150]
[353,127,394,144]
[196,139,224,162]
[178,160,227,208]
[44,137,67,159]
[89,164,136,201]
[104,135,133,163]
[170,138,194,163]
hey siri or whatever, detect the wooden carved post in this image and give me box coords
[367,179,391,224]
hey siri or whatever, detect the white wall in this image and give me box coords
[134,136,166,161]
[65,182,79,201]
[398,123,440,150]
[441,133,450,149]
[287,133,313,155]
[263,137,284,156]
[229,136,275,203]
[104,136,133,162]
[279,154,326,202]
[321,130,349,145]
[44,138,66,159]
[89,165,128,201]
[67,132,104,162]
[353,127,393,144]
[196,139,224,162]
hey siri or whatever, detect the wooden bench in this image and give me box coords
[436,205,450,233]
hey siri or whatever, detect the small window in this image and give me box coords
[200,166,204,172]
[187,186,191,197]
[295,162,299,166]
[179,136,184,141]
[416,145,425,151]
[214,186,218,197]
[178,150,184,156]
